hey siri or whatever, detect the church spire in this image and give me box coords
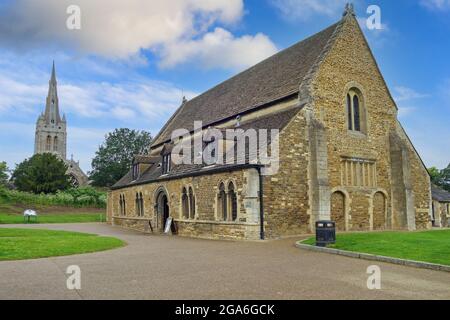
[44,61,61,124]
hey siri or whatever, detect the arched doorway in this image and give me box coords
[156,191,170,232]
[331,191,346,231]
[372,192,386,230]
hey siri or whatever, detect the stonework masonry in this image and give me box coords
[107,9,432,240]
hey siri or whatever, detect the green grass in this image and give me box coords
[303,230,450,266]
[0,213,105,224]
[0,228,124,261]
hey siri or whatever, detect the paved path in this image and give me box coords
[0,223,449,300]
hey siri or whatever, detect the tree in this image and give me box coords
[428,165,450,192]
[0,161,9,187]
[440,164,450,192]
[428,167,443,185]
[89,128,152,187]
[11,153,70,194]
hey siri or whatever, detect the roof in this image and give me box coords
[432,185,450,202]
[132,155,158,164]
[112,107,300,189]
[151,22,340,147]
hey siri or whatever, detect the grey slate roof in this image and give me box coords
[432,185,450,202]
[112,107,301,189]
[151,22,339,147]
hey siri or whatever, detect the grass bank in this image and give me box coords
[303,230,450,266]
[0,228,124,261]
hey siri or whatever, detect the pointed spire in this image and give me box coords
[50,60,57,84]
[44,61,61,124]
[343,3,356,17]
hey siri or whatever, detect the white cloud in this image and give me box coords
[393,86,429,102]
[420,0,450,11]
[0,64,198,123]
[159,27,278,70]
[269,0,349,21]
[0,0,276,70]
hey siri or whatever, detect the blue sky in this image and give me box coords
[0,0,449,173]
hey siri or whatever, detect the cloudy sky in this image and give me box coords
[0,0,449,173]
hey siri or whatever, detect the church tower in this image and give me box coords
[35,61,67,159]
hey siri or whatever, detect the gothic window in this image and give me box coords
[218,183,227,221]
[132,164,139,180]
[181,187,189,219]
[135,192,144,217]
[188,187,196,219]
[228,182,238,221]
[346,88,365,134]
[135,193,139,216]
[46,135,51,151]
[119,195,126,216]
[162,154,171,174]
[53,136,58,151]
[140,193,144,217]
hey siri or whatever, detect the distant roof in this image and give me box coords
[151,22,340,147]
[432,185,450,202]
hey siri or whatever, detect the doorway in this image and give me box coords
[156,191,170,232]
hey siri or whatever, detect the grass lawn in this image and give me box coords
[0,202,106,224]
[0,213,105,224]
[0,228,124,261]
[303,230,450,266]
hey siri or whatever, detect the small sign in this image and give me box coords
[164,217,173,234]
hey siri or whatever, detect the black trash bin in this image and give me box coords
[315,221,336,247]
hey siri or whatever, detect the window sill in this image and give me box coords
[347,130,367,139]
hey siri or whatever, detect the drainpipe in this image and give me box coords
[257,167,265,240]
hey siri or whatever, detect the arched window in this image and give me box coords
[346,89,365,133]
[139,192,144,217]
[119,194,126,216]
[119,195,123,216]
[53,136,58,151]
[135,193,140,217]
[228,182,238,221]
[218,183,227,221]
[46,135,51,151]
[122,195,126,216]
[181,187,189,219]
[188,187,196,219]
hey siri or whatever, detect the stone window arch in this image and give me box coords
[371,190,388,230]
[228,182,238,221]
[135,192,144,217]
[217,182,227,221]
[119,194,126,216]
[53,136,58,152]
[331,190,347,231]
[188,187,196,219]
[181,187,189,219]
[46,135,52,151]
[346,87,367,134]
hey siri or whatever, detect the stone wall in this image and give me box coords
[309,14,431,231]
[107,168,261,240]
[261,109,311,238]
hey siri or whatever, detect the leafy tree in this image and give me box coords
[89,128,152,187]
[11,153,70,194]
[428,167,443,185]
[428,165,450,192]
[440,164,450,192]
[0,161,9,187]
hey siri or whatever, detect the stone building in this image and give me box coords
[34,62,89,187]
[431,185,450,228]
[107,5,432,240]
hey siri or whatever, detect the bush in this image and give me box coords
[0,186,106,208]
